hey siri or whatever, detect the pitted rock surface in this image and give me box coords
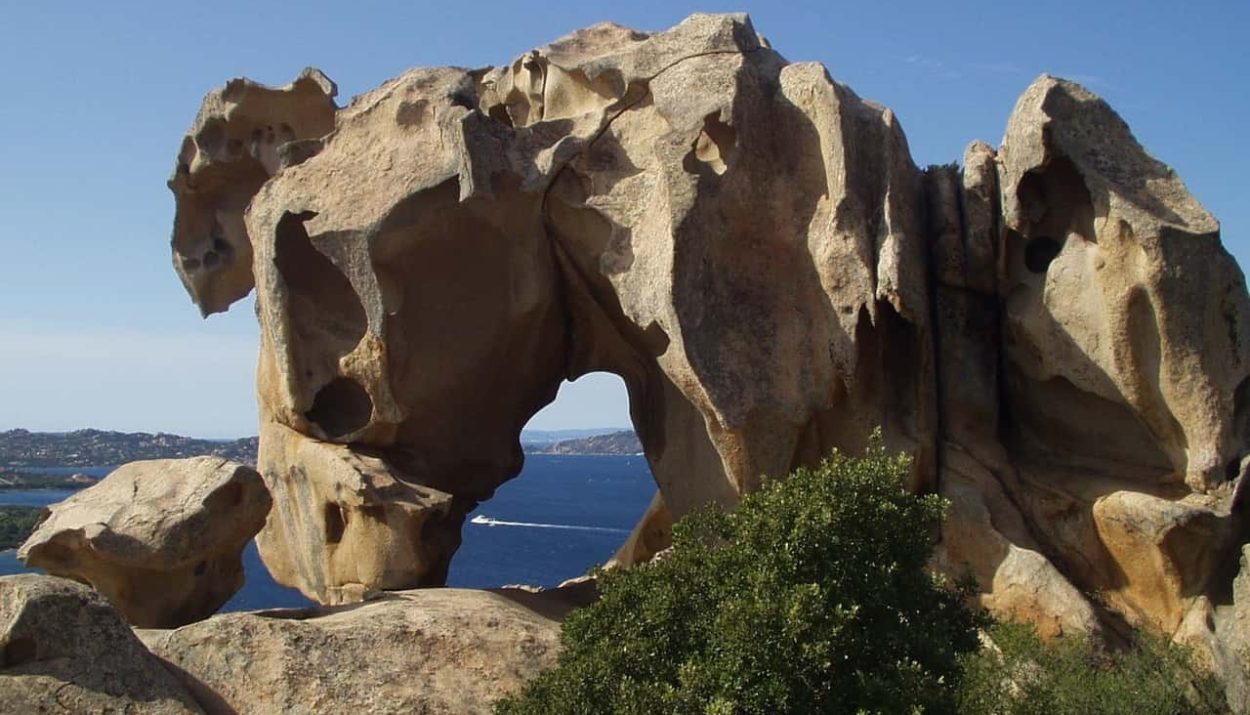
[169,12,1250,696]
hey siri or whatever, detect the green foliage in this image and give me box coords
[0,506,43,550]
[496,435,984,715]
[957,622,1227,715]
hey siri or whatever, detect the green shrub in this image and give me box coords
[957,622,1227,715]
[496,434,983,715]
[0,506,43,550]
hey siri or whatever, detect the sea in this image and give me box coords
[0,454,656,611]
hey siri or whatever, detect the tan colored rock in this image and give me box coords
[255,421,456,604]
[19,457,271,627]
[930,449,1103,639]
[139,587,563,715]
[173,13,935,604]
[170,68,338,316]
[0,574,203,714]
[997,76,1250,492]
[1091,489,1233,632]
[168,13,1250,702]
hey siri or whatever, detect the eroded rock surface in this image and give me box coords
[139,587,564,715]
[169,11,1250,698]
[0,575,203,714]
[19,457,271,627]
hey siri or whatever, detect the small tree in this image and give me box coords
[496,434,983,715]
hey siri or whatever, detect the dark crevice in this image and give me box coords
[922,166,959,498]
[1024,236,1062,274]
[324,503,346,544]
[305,377,373,439]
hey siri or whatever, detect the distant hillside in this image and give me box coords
[0,426,640,468]
[0,429,258,468]
[537,430,642,456]
[519,428,629,446]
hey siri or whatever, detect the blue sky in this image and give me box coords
[0,1,1246,437]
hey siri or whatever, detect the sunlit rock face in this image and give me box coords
[170,11,1250,694]
[18,458,270,628]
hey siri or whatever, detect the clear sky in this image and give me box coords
[0,1,1246,437]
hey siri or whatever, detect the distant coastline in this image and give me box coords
[1,427,640,468]
[0,429,257,469]
[530,431,642,456]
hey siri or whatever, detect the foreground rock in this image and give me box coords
[170,12,1250,700]
[0,575,203,714]
[19,457,271,627]
[139,587,564,714]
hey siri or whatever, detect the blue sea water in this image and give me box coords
[0,454,656,611]
[19,466,117,478]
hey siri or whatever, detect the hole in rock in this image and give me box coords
[324,503,346,544]
[685,112,735,176]
[305,377,373,439]
[274,211,369,393]
[446,373,657,589]
[1024,236,1062,274]
[487,103,514,126]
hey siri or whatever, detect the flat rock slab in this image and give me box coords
[139,587,564,715]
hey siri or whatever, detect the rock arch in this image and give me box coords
[169,13,1250,695]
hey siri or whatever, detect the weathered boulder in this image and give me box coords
[138,587,565,714]
[0,574,203,714]
[19,457,271,627]
[168,11,1250,699]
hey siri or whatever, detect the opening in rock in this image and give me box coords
[324,503,346,544]
[1024,236,1062,274]
[305,377,373,439]
[685,112,736,176]
[446,373,657,589]
[274,211,369,397]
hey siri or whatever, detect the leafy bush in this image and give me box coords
[496,435,984,715]
[957,622,1227,715]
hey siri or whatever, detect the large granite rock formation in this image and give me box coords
[0,575,204,714]
[169,11,1250,695]
[19,457,271,627]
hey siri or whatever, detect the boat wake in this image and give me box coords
[469,514,629,534]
